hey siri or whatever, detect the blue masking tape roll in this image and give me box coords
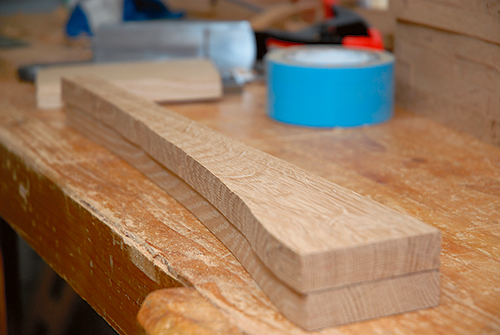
[266,46,395,127]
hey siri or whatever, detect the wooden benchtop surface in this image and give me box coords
[1,75,499,334]
[0,7,499,335]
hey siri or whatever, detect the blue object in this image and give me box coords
[66,0,185,38]
[123,0,184,21]
[66,4,92,37]
[266,46,395,127]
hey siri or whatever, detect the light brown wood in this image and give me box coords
[36,59,222,109]
[395,22,500,146]
[2,8,500,335]
[66,103,440,329]
[250,0,324,31]
[391,0,500,45]
[1,78,499,335]
[62,74,441,293]
[138,288,244,335]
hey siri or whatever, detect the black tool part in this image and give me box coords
[17,64,44,83]
[255,6,369,60]
[17,61,93,83]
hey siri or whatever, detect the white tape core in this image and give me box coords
[286,48,377,66]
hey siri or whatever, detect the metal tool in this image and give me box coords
[92,20,256,74]
[18,20,257,92]
[255,5,384,60]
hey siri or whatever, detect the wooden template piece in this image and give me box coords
[37,59,222,109]
[66,104,441,330]
[61,75,441,295]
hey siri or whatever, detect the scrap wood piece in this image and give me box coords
[36,59,222,109]
[66,104,441,330]
[61,75,440,294]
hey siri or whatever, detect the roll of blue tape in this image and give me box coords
[266,46,395,127]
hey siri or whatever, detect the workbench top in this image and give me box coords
[1,8,499,335]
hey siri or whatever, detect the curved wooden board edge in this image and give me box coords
[61,75,441,294]
[66,104,441,330]
[138,287,244,335]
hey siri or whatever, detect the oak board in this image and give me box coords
[1,7,500,335]
[61,75,441,329]
[66,103,440,329]
[62,75,441,294]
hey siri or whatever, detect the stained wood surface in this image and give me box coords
[36,59,222,109]
[395,22,500,147]
[65,103,440,329]
[1,76,500,335]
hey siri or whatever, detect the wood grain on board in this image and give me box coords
[36,59,222,109]
[1,6,499,335]
[66,103,440,329]
[62,75,441,329]
[1,78,499,335]
[391,0,500,45]
[395,22,500,146]
[63,74,441,288]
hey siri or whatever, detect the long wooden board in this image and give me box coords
[62,75,440,293]
[66,103,440,329]
[62,75,441,329]
[36,59,222,109]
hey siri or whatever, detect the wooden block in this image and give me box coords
[62,75,441,329]
[66,103,441,330]
[390,0,500,45]
[36,59,222,109]
[395,22,500,146]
